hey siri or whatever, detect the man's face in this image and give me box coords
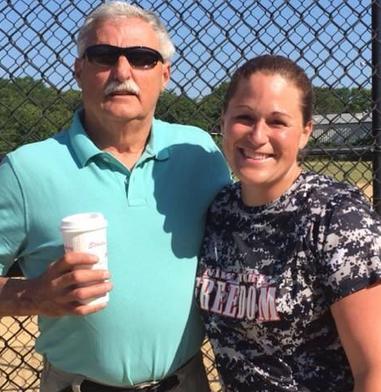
[74,17,170,128]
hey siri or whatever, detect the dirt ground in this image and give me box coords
[0,316,41,391]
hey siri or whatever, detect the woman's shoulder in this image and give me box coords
[298,171,381,255]
[206,182,243,223]
[211,182,240,204]
[298,171,370,212]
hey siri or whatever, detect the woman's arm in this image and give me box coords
[331,283,381,392]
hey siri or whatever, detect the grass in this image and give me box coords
[302,159,373,198]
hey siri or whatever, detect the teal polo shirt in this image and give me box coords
[0,111,231,386]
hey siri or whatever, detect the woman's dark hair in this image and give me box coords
[223,55,313,125]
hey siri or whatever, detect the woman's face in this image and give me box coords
[222,72,312,205]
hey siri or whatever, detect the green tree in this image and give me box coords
[0,77,372,155]
[314,87,371,114]
[0,78,80,153]
[196,82,228,132]
[156,90,199,125]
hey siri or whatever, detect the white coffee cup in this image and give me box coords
[60,212,109,306]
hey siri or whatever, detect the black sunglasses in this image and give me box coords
[83,45,164,69]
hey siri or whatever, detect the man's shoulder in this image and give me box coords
[153,119,215,146]
[6,130,69,168]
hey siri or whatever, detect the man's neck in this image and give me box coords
[82,112,153,170]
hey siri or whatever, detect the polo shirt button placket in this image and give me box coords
[127,171,146,206]
[124,176,129,195]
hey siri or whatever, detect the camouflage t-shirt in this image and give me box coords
[196,171,381,392]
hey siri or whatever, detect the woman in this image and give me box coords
[195,55,381,391]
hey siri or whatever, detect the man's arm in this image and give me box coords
[0,252,112,317]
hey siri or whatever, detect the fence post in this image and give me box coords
[372,0,381,213]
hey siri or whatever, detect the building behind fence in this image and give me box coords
[0,1,378,391]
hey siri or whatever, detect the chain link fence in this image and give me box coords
[0,0,376,391]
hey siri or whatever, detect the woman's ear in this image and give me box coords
[298,120,313,149]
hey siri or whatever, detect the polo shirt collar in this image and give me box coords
[68,110,170,167]
[68,110,103,167]
[141,118,170,162]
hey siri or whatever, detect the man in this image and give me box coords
[0,2,230,391]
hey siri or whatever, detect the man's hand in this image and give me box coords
[0,252,112,317]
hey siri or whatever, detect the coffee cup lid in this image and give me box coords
[60,212,107,232]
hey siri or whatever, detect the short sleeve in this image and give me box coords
[0,156,27,274]
[202,134,232,193]
[318,193,381,304]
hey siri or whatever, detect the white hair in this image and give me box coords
[76,1,176,61]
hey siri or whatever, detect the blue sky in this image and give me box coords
[0,0,372,97]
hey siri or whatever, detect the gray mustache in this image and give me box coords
[104,80,140,96]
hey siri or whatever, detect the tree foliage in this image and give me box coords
[0,77,372,154]
[314,87,371,114]
[0,77,81,153]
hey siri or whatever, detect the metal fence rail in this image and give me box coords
[0,1,377,391]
